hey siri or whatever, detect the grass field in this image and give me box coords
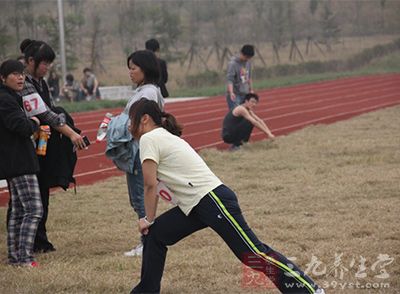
[0,103,399,293]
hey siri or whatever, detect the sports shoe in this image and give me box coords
[315,288,325,294]
[124,243,143,257]
[34,246,56,254]
[20,261,39,268]
[229,145,241,152]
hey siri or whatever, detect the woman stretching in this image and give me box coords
[128,98,324,294]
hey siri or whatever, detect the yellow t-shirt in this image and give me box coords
[139,128,222,215]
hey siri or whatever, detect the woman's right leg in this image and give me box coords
[125,153,146,256]
[7,179,22,264]
[34,175,53,252]
[131,206,207,294]
[193,185,319,294]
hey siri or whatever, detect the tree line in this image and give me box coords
[0,0,399,74]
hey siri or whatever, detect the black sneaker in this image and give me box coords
[34,246,56,254]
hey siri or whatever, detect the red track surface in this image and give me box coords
[1,74,399,206]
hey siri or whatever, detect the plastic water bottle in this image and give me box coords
[36,125,50,156]
[96,113,113,142]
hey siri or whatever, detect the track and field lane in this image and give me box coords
[0,74,399,206]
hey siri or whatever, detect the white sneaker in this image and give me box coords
[315,289,325,294]
[124,243,143,257]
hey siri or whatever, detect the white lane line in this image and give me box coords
[180,86,399,126]
[194,100,400,150]
[182,93,399,138]
[74,78,398,129]
[74,166,119,177]
[75,91,400,160]
[71,75,397,124]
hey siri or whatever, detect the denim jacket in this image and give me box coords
[105,84,164,173]
[105,112,138,173]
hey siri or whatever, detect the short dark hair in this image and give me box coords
[0,59,24,79]
[66,74,74,82]
[145,39,160,52]
[127,50,160,85]
[20,39,56,71]
[241,44,255,57]
[83,68,92,74]
[242,93,259,104]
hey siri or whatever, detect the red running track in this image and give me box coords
[1,73,399,206]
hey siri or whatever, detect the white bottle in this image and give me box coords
[96,112,113,142]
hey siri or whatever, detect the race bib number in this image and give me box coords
[156,181,178,205]
[22,93,47,117]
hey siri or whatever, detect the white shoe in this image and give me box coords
[315,289,325,294]
[124,243,143,257]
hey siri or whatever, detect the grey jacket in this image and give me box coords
[226,56,252,96]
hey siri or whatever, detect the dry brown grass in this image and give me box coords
[1,105,399,293]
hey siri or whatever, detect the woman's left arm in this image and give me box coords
[138,159,159,235]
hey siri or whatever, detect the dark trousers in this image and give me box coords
[223,120,254,147]
[33,176,54,251]
[131,185,318,294]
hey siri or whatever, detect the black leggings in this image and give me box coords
[131,185,319,294]
[223,120,254,146]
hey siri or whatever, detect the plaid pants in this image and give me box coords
[7,174,43,264]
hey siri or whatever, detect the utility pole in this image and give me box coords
[57,0,67,83]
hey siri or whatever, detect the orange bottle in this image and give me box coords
[36,125,50,156]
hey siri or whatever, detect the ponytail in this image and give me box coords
[161,112,182,137]
[129,98,183,137]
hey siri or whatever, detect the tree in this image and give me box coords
[306,0,325,56]
[88,12,106,73]
[37,10,83,70]
[8,0,26,49]
[205,0,237,69]
[319,0,340,52]
[0,24,13,59]
[150,2,182,54]
[116,0,145,56]
[379,0,387,31]
[287,1,304,62]
[267,1,288,63]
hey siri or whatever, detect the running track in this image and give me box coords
[1,74,399,206]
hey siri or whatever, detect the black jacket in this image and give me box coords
[0,84,40,179]
[158,58,169,98]
[39,106,79,190]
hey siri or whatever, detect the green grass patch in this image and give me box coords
[55,99,127,113]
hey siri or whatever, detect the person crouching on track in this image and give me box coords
[128,98,324,294]
[222,92,275,151]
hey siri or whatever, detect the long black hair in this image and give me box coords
[129,98,182,137]
[127,50,160,85]
[20,39,56,72]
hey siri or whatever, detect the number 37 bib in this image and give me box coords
[22,93,48,117]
